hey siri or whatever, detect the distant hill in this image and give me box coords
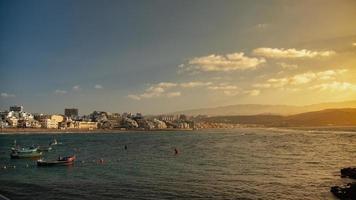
[170,100,356,116]
[199,108,356,127]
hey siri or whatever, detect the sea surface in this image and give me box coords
[0,128,355,200]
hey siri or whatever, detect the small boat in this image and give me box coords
[37,155,76,167]
[11,146,38,154]
[37,146,52,152]
[49,139,61,146]
[11,151,43,159]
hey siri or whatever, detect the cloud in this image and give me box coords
[128,82,181,100]
[309,81,356,92]
[223,90,240,96]
[127,94,141,100]
[54,89,67,95]
[254,69,348,89]
[72,85,80,91]
[180,52,265,73]
[255,23,269,29]
[1,92,15,98]
[157,82,177,88]
[140,86,165,98]
[180,81,212,88]
[166,92,181,98]
[94,84,103,89]
[253,48,335,58]
[207,83,241,96]
[244,89,261,96]
[278,62,298,69]
[208,85,239,90]
[252,83,272,88]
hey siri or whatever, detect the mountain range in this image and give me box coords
[171,100,356,116]
[200,108,356,127]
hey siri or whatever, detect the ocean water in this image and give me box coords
[0,128,355,200]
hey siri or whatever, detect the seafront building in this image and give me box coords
[0,105,195,130]
[10,105,23,112]
[64,108,79,119]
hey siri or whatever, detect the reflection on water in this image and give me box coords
[0,128,355,199]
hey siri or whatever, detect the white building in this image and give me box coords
[41,119,59,129]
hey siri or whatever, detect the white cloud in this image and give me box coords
[127,94,141,100]
[180,52,265,73]
[253,48,335,58]
[244,89,261,96]
[54,89,67,95]
[223,90,240,96]
[208,85,239,90]
[309,81,356,92]
[253,83,272,88]
[140,86,165,98]
[94,84,103,89]
[278,62,298,69]
[72,85,80,91]
[166,92,181,98]
[207,83,241,96]
[180,81,212,88]
[128,82,181,100]
[253,69,347,89]
[266,78,289,88]
[291,72,317,84]
[1,92,15,98]
[157,82,177,88]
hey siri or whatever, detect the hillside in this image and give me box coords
[198,108,356,127]
[171,100,356,116]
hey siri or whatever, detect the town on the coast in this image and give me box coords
[0,105,217,131]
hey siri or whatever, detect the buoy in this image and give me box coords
[124,145,127,150]
[174,148,179,155]
[99,158,104,164]
[3,166,7,169]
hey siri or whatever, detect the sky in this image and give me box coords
[1,0,356,115]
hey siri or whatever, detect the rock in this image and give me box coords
[341,167,356,179]
[331,182,356,199]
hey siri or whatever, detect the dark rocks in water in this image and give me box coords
[331,182,356,200]
[341,167,356,179]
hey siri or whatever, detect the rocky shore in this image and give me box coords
[331,167,356,199]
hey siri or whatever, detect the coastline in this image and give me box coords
[0,128,194,135]
[2,125,356,135]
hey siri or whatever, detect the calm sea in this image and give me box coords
[0,128,355,200]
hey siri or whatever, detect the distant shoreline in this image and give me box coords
[0,128,194,135]
[1,126,356,135]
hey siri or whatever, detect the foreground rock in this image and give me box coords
[331,182,356,200]
[341,167,356,179]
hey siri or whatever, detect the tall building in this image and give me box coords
[10,105,24,112]
[64,108,78,118]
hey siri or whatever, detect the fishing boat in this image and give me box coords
[37,146,52,152]
[10,145,42,159]
[10,151,42,159]
[11,146,38,153]
[37,155,76,167]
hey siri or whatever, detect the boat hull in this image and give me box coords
[37,156,76,167]
[37,160,74,167]
[11,152,42,159]
[37,146,52,152]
